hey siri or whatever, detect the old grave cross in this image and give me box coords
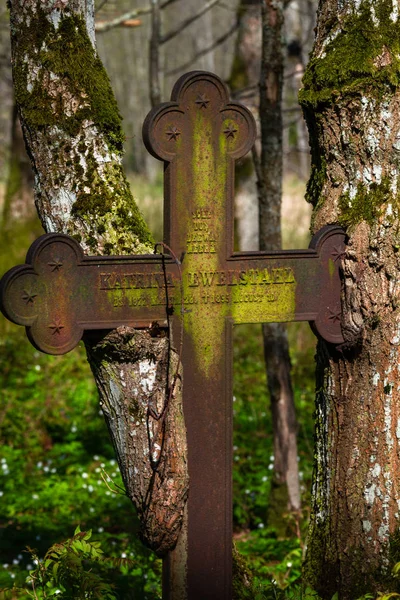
[0,72,345,599]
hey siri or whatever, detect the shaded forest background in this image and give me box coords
[0,1,333,598]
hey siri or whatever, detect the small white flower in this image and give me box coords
[35,365,41,372]
[2,463,8,470]
[93,455,99,461]
[32,494,39,500]
[109,459,116,466]
[10,573,15,579]
[82,472,88,479]
[287,562,292,568]
[262,475,268,482]
[90,507,95,513]
[1,458,7,464]
[0,491,4,497]
[3,563,8,569]
[43,466,49,473]
[258,523,264,529]
[121,552,127,558]
[55,590,61,595]
[36,462,42,469]
[98,527,104,533]
[245,489,250,495]
[51,468,57,473]
[71,425,77,433]
[26,564,33,571]
[88,485,94,493]
[268,464,274,470]
[12,559,19,565]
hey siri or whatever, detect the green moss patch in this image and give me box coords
[300,2,400,109]
[14,9,124,153]
[338,177,394,228]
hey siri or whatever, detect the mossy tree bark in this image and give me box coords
[9,0,188,569]
[300,0,400,597]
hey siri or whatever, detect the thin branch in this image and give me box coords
[95,0,110,13]
[96,6,152,32]
[95,0,180,33]
[101,469,127,496]
[166,22,238,76]
[161,0,221,45]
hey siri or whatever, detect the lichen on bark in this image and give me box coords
[11,3,153,254]
[301,1,400,597]
[86,327,189,557]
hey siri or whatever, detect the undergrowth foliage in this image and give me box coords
[2,219,400,598]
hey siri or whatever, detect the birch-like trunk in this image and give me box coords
[9,0,188,562]
[300,1,400,596]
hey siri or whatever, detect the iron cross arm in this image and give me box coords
[0,71,346,600]
[0,225,344,355]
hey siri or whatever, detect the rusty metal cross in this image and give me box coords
[0,72,345,599]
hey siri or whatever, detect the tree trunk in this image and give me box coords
[256,0,301,518]
[2,101,35,228]
[300,1,400,597]
[9,0,188,562]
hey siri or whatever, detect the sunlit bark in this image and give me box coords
[301,1,400,596]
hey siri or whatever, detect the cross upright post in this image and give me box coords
[144,71,344,599]
[0,71,345,600]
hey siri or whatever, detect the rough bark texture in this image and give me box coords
[257,0,301,516]
[86,327,188,556]
[300,0,400,596]
[9,0,188,559]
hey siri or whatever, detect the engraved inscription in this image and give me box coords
[187,268,295,288]
[99,271,174,290]
[186,208,216,254]
[184,267,295,306]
